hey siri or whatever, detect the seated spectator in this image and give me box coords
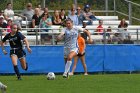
[112,33,123,44]
[76,6,85,26]
[52,10,62,25]
[102,26,112,44]
[22,3,34,21]
[96,20,104,35]
[118,19,129,40]
[123,35,134,44]
[40,13,52,44]
[32,8,41,28]
[59,9,67,26]
[83,4,97,25]
[81,22,94,44]
[4,3,14,21]
[41,7,52,19]
[68,4,77,16]
[6,19,13,33]
[68,8,78,26]
[37,4,44,16]
[0,16,7,36]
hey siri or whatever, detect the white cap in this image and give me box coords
[0,16,4,19]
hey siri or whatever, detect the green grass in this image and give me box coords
[1,74,140,93]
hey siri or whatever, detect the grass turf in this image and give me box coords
[1,74,140,93]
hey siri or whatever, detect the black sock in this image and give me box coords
[14,65,21,78]
[25,63,28,71]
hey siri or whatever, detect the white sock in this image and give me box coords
[64,61,72,73]
[0,82,3,88]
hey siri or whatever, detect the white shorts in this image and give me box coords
[64,48,79,58]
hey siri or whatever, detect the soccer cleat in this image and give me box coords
[63,73,69,78]
[17,76,22,80]
[69,72,74,76]
[84,73,88,75]
[0,83,7,93]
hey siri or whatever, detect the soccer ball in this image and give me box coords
[47,72,55,80]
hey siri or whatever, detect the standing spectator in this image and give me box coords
[52,10,62,25]
[76,6,85,25]
[70,33,88,75]
[22,3,34,21]
[1,24,32,80]
[57,18,92,78]
[4,3,14,21]
[68,8,79,26]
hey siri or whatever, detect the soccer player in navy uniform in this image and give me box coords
[1,24,32,80]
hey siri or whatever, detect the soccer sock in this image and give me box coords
[25,63,28,71]
[64,61,72,73]
[14,65,21,78]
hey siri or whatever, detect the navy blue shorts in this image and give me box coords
[77,52,85,57]
[10,49,26,59]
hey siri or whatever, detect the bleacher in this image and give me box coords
[19,15,140,45]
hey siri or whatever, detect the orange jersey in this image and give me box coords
[78,36,85,54]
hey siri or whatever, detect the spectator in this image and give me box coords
[37,4,44,16]
[41,7,52,19]
[0,16,7,36]
[102,26,112,44]
[52,10,62,25]
[39,13,52,44]
[32,8,41,28]
[96,20,104,35]
[83,4,97,25]
[68,4,77,16]
[4,3,14,21]
[123,35,134,44]
[68,8,79,26]
[81,22,93,44]
[22,3,34,21]
[112,33,123,44]
[118,19,129,40]
[76,6,85,25]
[59,9,67,26]
[6,19,13,33]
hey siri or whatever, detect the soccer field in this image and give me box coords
[1,74,140,93]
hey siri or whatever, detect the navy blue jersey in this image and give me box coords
[2,32,26,48]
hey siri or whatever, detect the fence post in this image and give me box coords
[114,0,116,16]
[74,0,77,9]
[128,2,132,25]
[105,0,108,16]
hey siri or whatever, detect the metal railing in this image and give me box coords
[1,27,140,45]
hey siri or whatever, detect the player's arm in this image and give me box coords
[18,32,31,53]
[57,28,65,41]
[1,35,8,55]
[1,41,7,55]
[24,38,32,53]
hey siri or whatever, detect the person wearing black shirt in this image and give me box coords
[1,24,32,80]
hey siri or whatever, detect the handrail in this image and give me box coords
[14,13,28,28]
[125,0,140,7]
